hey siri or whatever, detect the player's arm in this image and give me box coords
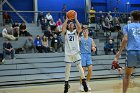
[116,34,128,59]
[91,39,96,52]
[75,12,82,34]
[62,17,69,34]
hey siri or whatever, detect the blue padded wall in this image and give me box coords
[38,0,86,23]
[2,0,140,23]
[3,0,33,23]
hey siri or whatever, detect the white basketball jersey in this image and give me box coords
[65,29,80,55]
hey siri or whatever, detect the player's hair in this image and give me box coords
[130,10,140,21]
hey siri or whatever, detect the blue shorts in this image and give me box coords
[126,50,140,68]
[81,53,92,67]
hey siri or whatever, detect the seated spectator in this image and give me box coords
[12,27,19,37]
[49,19,57,32]
[19,22,31,36]
[107,13,113,26]
[104,39,116,55]
[12,21,19,37]
[12,21,19,28]
[44,26,53,40]
[2,27,18,41]
[34,35,43,53]
[51,34,61,52]
[3,39,15,59]
[3,12,12,26]
[102,16,110,32]
[42,35,51,53]
[57,33,64,52]
[37,12,45,26]
[56,18,62,32]
[113,17,121,32]
[45,12,53,24]
[40,18,48,31]
[23,35,36,53]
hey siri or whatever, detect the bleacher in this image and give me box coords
[0,23,140,87]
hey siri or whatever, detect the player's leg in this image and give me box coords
[64,63,71,93]
[76,61,88,92]
[86,54,93,90]
[123,67,133,93]
[123,50,138,93]
[86,65,92,90]
[79,67,86,91]
[80,53,86,84]
[64,55,72,93]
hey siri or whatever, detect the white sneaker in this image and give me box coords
[79,84,84,92]
[87,82,91,91]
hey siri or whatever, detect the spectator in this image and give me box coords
[12,21,19,28]
[34,35,43,53]
[104,39,116,55]
[113,17,121,32]
[2,27,18,41]
[3,39,15,59]
[40,18,48,31]
[45,12,53,24]
[57,33,64,52]
[107,13,113,26]
[62,4,67,22]
[44,26,53,40]
[23,35,36,53]
[37,12,45,26]
[56,18,63,32]
[49,19,57,32]
[12,21,19,37]
[89,7,96,23]
[102,16,111,33]
[3,12,12,26]
[19,22,31,36]
[51,34,60,52]
[42,35,51,53]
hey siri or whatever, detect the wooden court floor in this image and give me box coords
[0,78,140,93]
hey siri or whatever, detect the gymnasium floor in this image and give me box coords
[0,78,140,93]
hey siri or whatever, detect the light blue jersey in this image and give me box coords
[80,37,93,67]
[123,23,140,50]
[80,37,92,54]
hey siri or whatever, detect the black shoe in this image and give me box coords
[82,79,88,92]
[64,82,70,93]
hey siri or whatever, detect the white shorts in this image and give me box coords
[64,53,81,63]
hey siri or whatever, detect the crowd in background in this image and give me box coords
[0,6,132,62]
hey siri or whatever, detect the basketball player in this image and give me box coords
[114,10,140,93]
[62,12,88,93]
[79,26,96,91]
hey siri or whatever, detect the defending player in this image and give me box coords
[114,10,140,93]
[79,26,96,91]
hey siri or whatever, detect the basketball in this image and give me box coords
[66,10,76,20]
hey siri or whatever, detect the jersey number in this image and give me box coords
[69,36,74,41]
